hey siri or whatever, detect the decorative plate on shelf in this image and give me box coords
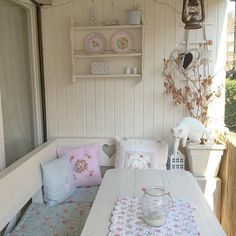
[84,32,106,54]
[111,31,134,53]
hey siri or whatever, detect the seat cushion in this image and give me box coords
[65,186,99,203]
[9,202,91,236]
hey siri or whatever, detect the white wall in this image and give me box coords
[42,0,227,141]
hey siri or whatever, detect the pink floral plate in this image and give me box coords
[111,31,134,53]
[84,32,106,54]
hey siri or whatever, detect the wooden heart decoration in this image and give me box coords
[170,49,200,71]
[181,52,193,69]
[102,144,116,158]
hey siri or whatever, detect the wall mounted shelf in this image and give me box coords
[70,16,144,82]
[72,24,143,31]
[74,51,142,58]
[180,40,207,45]
[73,74,142,80]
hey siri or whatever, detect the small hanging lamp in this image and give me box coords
[182,0,205,30]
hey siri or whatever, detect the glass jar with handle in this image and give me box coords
[141,186,173,227]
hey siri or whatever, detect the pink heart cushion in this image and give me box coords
[57,143,102,187]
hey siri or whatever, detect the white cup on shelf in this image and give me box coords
[125,66,131,74]
[132,67,137,74]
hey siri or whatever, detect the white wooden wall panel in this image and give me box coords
[174,0,186,128]
[143,1,154,138]
[42,0,227,141]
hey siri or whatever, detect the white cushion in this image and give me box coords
[41,156,75,206]
[114,138,168,169]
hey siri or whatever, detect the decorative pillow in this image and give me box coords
[57,143,102,187]
[41,156,75,207]
[115,138,168,170]
[125,151,152,169]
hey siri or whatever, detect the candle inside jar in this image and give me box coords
[143,210,167,227]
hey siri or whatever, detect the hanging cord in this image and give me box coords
[185,30,189,51]
[153,0,182,14]
[201,25,209,77]
[203,24,208,42]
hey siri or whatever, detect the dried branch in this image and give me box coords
[163,54,222,124]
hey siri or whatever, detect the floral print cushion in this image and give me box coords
[57,144,102,187]
[124,151,152,169]
[9,202,91,236]
[65,186,99,203]
[114,138,168,170]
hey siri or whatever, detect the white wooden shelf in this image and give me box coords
[180,40,207,45]
[70,16,144,82]
[73,74,142,80]
[74,51,142,58]
[72,24,143,30]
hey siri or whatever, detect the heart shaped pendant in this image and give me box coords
[170,48,200,70]
[182,52,193,69]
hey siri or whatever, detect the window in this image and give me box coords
[0,0,44,169]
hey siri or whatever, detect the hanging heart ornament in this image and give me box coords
[180,52,193,69]
[170,48,200,70]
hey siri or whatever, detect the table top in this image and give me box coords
[81,169,226,236]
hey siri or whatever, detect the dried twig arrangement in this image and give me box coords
[163,51,222,125]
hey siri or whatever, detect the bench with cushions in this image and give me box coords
[0,137,168,235]
[9,186,99,236]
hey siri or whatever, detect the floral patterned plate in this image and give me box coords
[84,32,106,54]
[111,31,134,53]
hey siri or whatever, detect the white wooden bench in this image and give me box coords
[0,137,116,231]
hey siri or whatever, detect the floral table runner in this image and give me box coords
[109,197,200,236]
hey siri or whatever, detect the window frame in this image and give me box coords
[0,0,44,170]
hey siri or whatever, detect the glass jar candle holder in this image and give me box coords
[141,186,173,227]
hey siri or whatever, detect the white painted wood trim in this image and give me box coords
[74,74,142,79]
[8,0,44,146]
[180,40,208,45]
[142,22,145,74]
[0,0,43,169]
[26,2,44,146]
[0,138,58,231]
[73,25,143,30]
[70,16,76,83]
[74,52,142,58]
[34,0,52,4]
[0,91,6,171]
[195,177,221,220]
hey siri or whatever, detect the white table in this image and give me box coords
[81,169,226,236]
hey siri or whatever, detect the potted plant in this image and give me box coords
[163,42,226,177]
[185,139,226,177]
